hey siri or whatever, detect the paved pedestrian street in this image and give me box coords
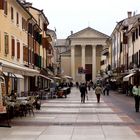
[0,88,140,140]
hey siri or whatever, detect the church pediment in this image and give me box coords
[69,27,109,39]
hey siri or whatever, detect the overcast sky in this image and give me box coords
[28,0,140,38]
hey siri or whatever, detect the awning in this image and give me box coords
[3,72,24,79]
[39,74,54,81]
[63,75,73,79]
[123,73,134,81]
[53,76,61,80]
[0,59,39,76]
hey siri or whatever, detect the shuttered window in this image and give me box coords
[0,0,4,9]
[11,7,14,20]
[22,17,27,31]
[11,37,15,56]
[16,12,19,25]
[4,33,9,54]
[23,46,28,62]
[4,0,7,15]
[17,41,20,59]
[22,17,24,29]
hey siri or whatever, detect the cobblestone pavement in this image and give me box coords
[0,88,140,140]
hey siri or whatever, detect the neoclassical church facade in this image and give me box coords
[60,27,109,82]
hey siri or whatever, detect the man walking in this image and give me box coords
[79,82,87,103]
[103,82,110,96]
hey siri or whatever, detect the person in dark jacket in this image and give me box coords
[103,82,110,96]
[79,82,87,103]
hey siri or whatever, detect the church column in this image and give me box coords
[92,45,96,81]
[81,45,85,81]
[71,45,75,81]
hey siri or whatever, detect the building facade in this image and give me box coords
[109,12,140,85]
[61,27,109,82]
[0,0,56,96]
[0,0,40,96]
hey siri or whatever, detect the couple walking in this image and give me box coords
[79,82,102,103]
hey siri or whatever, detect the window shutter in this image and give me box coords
[0,0,4,9]
[16,12,19,25]
[25,20,28,31]
[17,42,20,59]
[11,38,15,56]
[22,18,28,31]
[11,7,13,20]
[23,46,28,62]
[5,34,9,54]
[4,0,7,15]
[22,17,24,29]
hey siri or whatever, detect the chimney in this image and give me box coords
[71,31,73,35]
[127,11,132,18]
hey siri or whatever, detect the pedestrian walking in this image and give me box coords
[132,84,140,112]
[79,82,88,103]
[95,84,102,103]
[87,81,91,91]
[103,82,110,96]
[76,82,79,88]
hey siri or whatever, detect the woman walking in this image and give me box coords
[95,84,102,103]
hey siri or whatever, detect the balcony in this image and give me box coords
[102,47,109,56]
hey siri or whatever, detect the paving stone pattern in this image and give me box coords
[0,88,140,140]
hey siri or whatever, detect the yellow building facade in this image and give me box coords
[0,0,39,95]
